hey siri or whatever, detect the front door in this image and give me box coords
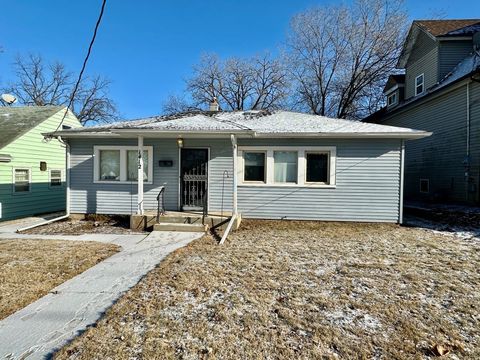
[180,148,208,211]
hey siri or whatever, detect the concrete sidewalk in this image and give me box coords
[0,231,202,359]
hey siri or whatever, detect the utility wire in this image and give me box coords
[54,0,107,133]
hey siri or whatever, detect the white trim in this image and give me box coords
[93,145,153,184]
[399,140,405,224]
[52,131,431,140]
[238,146,337,188]
[387,92,398,107]
[12,167,32,194]
[415,73,425,96]
[137,135,144,215]
[48,168,64,189]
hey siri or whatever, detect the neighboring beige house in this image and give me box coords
[365,19,480,204]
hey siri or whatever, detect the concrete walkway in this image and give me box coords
[0,230,202,359]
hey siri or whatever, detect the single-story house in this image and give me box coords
[0,106,81,221]
[48,109,430,226]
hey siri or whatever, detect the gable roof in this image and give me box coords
[52,110,430,140]
[415,19,480,37]
[398,19,480,68]
[0,106,64,149]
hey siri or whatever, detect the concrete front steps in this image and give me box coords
[131,211,238,233]
[153,222,208,232]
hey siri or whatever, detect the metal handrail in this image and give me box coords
[156,186,166,222]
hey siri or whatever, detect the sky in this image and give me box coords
[1,0,479,120]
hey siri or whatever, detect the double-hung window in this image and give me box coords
[274,151,298,184]
[94,146,153,183]
[305,152,330,184]
[415,74,424,96]
[14,168,30,193]
[243,152,266,183]
[50,169,63,187]
[239,147,336,187]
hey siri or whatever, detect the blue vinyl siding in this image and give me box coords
[69,137,402,222]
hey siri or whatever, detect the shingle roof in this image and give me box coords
[0,106,64,149]
[55,110,429,139]
[414,19,480,37]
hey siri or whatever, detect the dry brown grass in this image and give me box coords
[0,239,119,320]
[56,221,480,359]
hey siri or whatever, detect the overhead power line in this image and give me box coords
[54,0,107,133]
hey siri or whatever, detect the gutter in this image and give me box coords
[16,137,71,232]
[252,131,432,140]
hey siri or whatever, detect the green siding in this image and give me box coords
[381,81,480,204]
[0,109,81,220]
[438,40,474,80]
[405,31,438,100]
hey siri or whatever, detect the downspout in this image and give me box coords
[399,139,405,224]
[17,136,71,232]
[465,81,471,202]
[219,134,238,245]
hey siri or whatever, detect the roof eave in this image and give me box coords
[252,132,432,140]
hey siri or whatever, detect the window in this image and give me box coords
[274,151,297,183]
[127,150,149,182]
[243,152,266,182]
[50,170,62,187]
[93,146,153,183]
[239,146,336,187]
[14,169,30,193]
[387,92,397,106]
[306,152,329,184]
[99,150,120,181]
[420,178,429,193]
[415,74,424,96]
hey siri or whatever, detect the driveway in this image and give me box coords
[0,230,202,359]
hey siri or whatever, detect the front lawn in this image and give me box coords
[0,239,120,320]
[56,221,480,359]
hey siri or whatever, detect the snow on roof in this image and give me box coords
[55,110,429,139]
[433,51,480,90]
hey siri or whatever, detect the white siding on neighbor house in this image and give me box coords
[69,137,402,222]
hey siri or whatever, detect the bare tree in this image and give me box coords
[286,0,407,119]
[178,53,289,111]
[162,94,200,115]
[2,54,117,124]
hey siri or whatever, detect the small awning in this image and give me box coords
[0,154,12,162]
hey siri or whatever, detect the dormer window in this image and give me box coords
[415,74,424,96]
[387,92,398,107]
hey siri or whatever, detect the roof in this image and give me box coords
[414,19,480,37]
[0,106,64,149]
[365,51,480,123]
[384,74,405,93]
[53,110,430,140]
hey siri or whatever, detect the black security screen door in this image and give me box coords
[180,148,208,211]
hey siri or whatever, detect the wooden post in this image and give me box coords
[137,135,144,215]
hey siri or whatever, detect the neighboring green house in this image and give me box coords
[0,106,81,221]
[365,19,480,204]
